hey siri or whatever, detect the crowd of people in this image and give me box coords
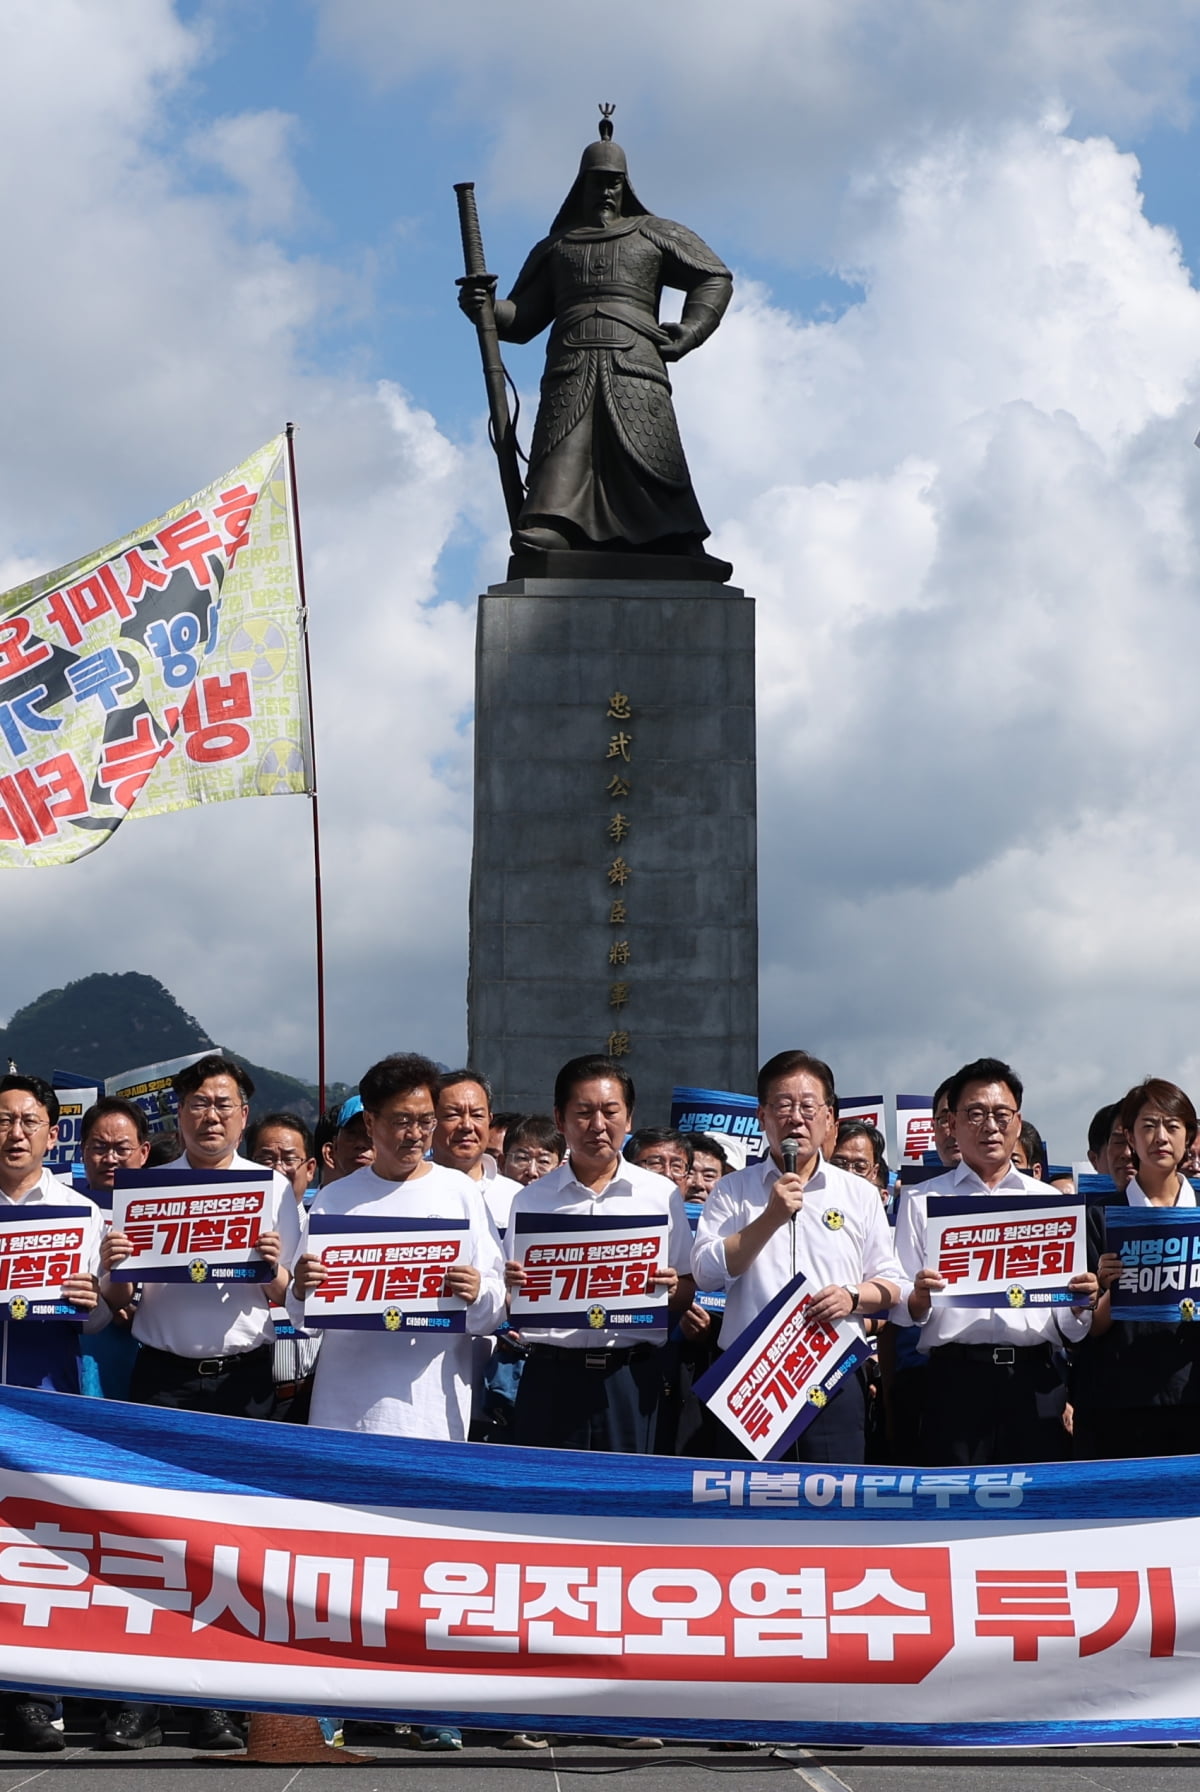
[0,1045,1188,1752]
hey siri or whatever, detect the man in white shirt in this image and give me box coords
[431,1069,522,1239]
[0,1074,108,1755]
[291,1052,505,1440]
[505,1053,695,1454]
[103,1055,298,1753]
[894,1056,1097,1465]
[693,1049,903,1464]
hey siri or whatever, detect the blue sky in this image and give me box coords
[4,0,1200,1156]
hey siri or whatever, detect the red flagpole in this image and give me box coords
[285,422,327,1116]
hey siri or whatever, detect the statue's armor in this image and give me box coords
[500,215,732,549]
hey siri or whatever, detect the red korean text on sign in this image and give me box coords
[0,1498,954,1685]
[0,756,89,846]
[975,1568,1176,1661]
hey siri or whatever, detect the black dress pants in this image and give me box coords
[922,1343,1068,1466]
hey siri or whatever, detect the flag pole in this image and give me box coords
[285,422,327,1117]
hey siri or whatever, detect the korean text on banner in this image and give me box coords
[0,435,312,867]
[897,1095,935,1165]
[3,1387,1200,1744]
[670,1085,767,1167]
[926,1194,1085,1311]
[111,1168,279,1284]
[1106,1206,1200,1323]
[508,1212,668,1331]
[305,1214,468,1334]
[694,1273,870,1461]
[839,1096,885,1132]
[0,1208,92,1322]
[685,1202,724,1314]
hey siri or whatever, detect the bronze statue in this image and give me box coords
[457,109,732,575]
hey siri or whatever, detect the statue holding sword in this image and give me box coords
[456,107,733,569]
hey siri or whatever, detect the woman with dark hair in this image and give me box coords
[1070,1077,1200,1460]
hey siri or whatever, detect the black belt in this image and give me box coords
[935,1342,1053,1368]
[527,1343,658,1369]
[141,1342,272,1377]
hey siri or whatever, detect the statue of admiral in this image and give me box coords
[458,110,732,560]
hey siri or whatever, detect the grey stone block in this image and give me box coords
[468,583,759,1118]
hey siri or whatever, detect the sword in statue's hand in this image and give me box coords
[454,181,526,532]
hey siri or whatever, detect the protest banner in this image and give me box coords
[0,437,312,867]
[693,1272,870,1461]
[0,1208,93,1321]
[925,1194,1085,1310]
[45,1076,99,1173]
[2,1386,1196,1744]
[104,1049,209,1137]
[897,1094,935,1164]
[508,1212,668,1331]
[684,1202,724,1313]
[111,1167,278,1283]
[839,1094,885,1132]
[670,1085,767,1168]
[1106,1207,1200,1323]
[304,1214,468,1333]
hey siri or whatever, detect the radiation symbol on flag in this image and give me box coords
[255,739,306,795]
[228,616,289,682]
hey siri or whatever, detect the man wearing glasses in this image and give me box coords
[247,1112,316,1202]
[693,1049,903,1462]
[291,1052,505,1440]
[894,1056,1097,1465]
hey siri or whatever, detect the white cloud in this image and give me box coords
[187,110,307,233]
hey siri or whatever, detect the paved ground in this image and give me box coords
[8,1720,1200,1792]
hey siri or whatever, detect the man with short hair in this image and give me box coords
[0,1075,107,1753]
[432,1070,522,1238]
[624,1127,692,1197]
[248,1112,316,1202]
[931,1077,961,1169]
[81,1097,151,1196]
[102,1054,299,1755]
[694,1050,903,1463]
[505,1054,695,1454]
[895,1056,1097,1465]
[681,1134,728,1201]
[293,1053,506,1438]
[831,1119,889,1192]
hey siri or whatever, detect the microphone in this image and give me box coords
[782,1138,799,1176]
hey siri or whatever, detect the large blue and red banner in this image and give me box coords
[0,1387,1195,1745]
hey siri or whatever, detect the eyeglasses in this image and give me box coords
[766,1099,827,1120]
[506,1150,559,1170]
[0,1113,48,1134]
[86,1142,139,1160]
[831,1154,875,1176]
[183,1098,244,1117]
[639,1155,689,1177]
[254,1150,308,1170]
[378,1113,437,1137]
[960,1106,1016,1132]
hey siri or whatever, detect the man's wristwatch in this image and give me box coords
[843,1285,859,1313]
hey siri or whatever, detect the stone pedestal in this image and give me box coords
[468,577,757,1121]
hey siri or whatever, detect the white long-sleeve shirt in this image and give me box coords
[293,1161,505,1439]
[692,1154,905,1342]
[892,1157,1092,1350]
[504,1156,693,1348]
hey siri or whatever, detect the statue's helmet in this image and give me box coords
[550,106,646,232]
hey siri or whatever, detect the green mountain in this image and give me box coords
[0,971,351,1122]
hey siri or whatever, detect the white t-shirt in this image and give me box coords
[692,1154,905,1342]
[481,1171,522,1240]
[128,1152,300,1358]
[892,1158,1091,1350]
[292,1160,506,1440]
[504,1156,693,1349]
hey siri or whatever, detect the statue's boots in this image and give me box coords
[512,524,572,553]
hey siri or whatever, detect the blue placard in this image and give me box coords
[1105,1205,1200,1323]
